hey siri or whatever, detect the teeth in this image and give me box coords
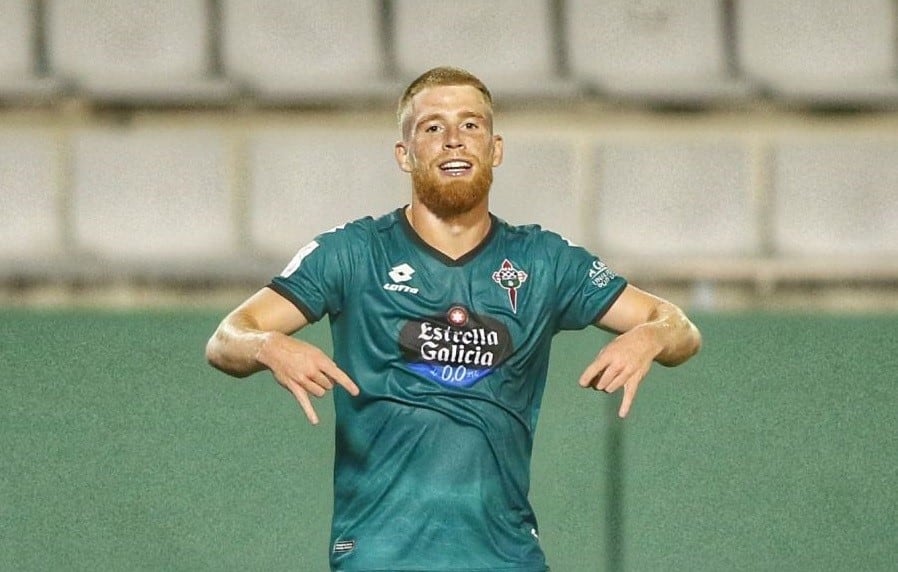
[441,161,471,170]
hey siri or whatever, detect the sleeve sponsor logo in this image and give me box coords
[588,259,616,288]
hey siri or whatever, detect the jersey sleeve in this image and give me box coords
[267,223,360,323]
[549,233,628,331]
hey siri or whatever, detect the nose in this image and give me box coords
[443,126,463,150]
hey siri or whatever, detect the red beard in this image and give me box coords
[411,159,493,219]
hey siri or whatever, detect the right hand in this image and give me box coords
[257,332,359,425]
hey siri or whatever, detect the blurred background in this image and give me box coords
[1,0,896,309]
[2,2,897,571]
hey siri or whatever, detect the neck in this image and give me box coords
[405,200,491,260]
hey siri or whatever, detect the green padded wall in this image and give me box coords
[2,310,895,571]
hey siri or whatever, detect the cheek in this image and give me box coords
[490,140,503,166]
[413,143,442,165]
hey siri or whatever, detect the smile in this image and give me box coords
[439,160,473,176]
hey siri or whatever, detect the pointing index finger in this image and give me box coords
[323,362,360,396]
[618,382,639,418]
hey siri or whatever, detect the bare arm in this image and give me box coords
[579,285,702,418]
[206,287,359,424]
[597,285,702,366]
[206,287,309,377]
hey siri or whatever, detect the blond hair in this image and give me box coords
[397,66,493,134]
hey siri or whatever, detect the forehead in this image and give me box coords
[406,85,492,123]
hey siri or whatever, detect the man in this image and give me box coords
[206,66,701,571]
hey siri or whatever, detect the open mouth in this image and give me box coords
[439,160,473,176]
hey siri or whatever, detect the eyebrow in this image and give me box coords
[415,110,487,127]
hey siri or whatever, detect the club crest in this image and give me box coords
[491,259,528,313]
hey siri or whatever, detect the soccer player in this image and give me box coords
[206,66,701,572]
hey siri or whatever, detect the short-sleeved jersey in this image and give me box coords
[269,208,627,572]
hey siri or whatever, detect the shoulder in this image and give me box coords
[278,209,400,277]
[314,208,403,246]
[492,216,618,287]
[493,216,580,253]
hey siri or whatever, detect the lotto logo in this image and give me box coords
[389,263,415,283]
[384,263,419,294]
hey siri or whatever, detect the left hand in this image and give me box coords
[578,327,660,418]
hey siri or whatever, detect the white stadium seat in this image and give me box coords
[71,129,234,263]
[221,0,398,103]
[247,127,407,256]
[0,1,34,78]
[565,0,752,105]
[0,130,62,263]
[0,1,60,100]
[46,0,230,104]
[591,140,757,257]
[489,135,584,245]
[393,0,576,100]
[772,139,898,256]
[736,0,898,107]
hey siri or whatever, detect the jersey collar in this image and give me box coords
[396,206,499,267]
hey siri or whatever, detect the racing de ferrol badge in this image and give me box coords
[491,259,528,313]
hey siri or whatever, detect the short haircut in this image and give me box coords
[397,66,493,135]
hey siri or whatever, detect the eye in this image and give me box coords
[463,121,479,130]
[424,124,441,133]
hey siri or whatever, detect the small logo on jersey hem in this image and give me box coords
[492,259,528,313]
[333,539,355,554]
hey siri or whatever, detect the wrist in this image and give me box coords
[254,331,282,369]
[632,321,666,361]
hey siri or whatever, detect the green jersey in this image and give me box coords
[269,208,627,572]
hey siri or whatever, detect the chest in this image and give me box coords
[331,247,556,384]
[360,250,553,335]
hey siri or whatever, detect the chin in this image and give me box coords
[413,167,493,219]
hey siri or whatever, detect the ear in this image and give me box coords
[491,135,504,167]
[394,141,413,173]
